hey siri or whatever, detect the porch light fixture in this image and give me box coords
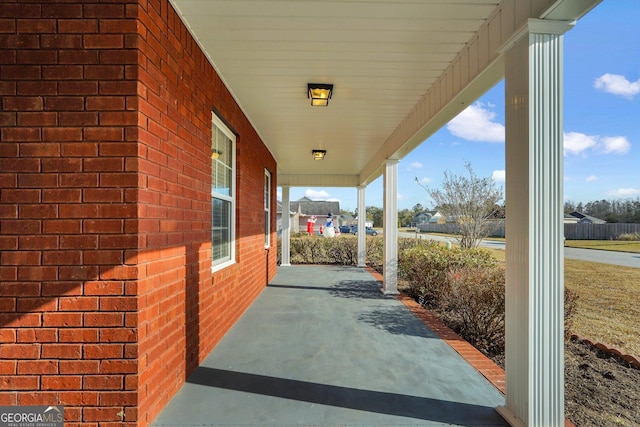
[308,83,333,107]
[312,149,326,160]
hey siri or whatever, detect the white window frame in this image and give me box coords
[211,113,236,272]
[264,169,271,248]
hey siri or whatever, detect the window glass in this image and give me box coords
[212,127,232,197]
[211,115,235,268]
[264,170,271,247]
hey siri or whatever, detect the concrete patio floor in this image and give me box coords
[151,265,508,427]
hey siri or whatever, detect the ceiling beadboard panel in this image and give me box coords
[170,0,501,182]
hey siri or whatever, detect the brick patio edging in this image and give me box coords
[571,334,640,370]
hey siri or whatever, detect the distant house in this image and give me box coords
[563,214,580,224]
[412,211,433,226]
[341,213,356,226]
[353,217,374,228]
[276,200,293,236]
[428,211,445,224]
[277,197,342,233]
[569,211,606,224]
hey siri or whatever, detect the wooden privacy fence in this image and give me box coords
[417,221,640,240]
[564,223,640,240]
[416,221,505,237]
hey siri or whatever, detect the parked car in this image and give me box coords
[351,226,378,236]
[338,225,352,234]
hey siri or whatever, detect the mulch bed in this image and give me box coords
[491,338,639,427]
[564,337,640,427]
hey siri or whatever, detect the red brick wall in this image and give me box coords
[0,1,139,426]
[135,1,277,425]
[0,1,278,426]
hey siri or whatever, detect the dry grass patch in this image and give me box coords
[565,240,640,253]
[483,248,639,356]
[565,259,640,356]
[484,248,505,263]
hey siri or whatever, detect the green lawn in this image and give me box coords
[565,259,640,356]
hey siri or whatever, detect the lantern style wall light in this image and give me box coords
[308,83,333,107]
[312,150,326,160]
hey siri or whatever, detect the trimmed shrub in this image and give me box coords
[618,232,640,241]
[289,235,324,264]
[365,236,384,272]
[278,234,438,270]
[564,287,579,336]
[398,237,438,253]
[440,266,505,355]
[398,244,497,306]
[437,266,578,355]
[324,236,358,265]
[278,235,371,265]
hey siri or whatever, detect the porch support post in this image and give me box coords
[357,185,366,267]
[498,19,573,427]
[280,186,291,266]
[382,160,399,295]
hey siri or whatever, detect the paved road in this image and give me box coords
[564,247,639,268]
[398,231,640,269]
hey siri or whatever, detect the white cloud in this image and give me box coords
[492,170,505,184]
[600,136,631,155]
[305,189,330,200]
[585,175,598,183]
[606,188,640,197]
[446,102,505,143]
[407,161,423,170]
[417,176,432,185]
[398,193,405,201]
[594,73,640,99]
[564,132,598,156]
[563,132,631,157]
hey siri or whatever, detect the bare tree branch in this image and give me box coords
[416,161,503,248]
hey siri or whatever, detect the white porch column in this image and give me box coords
[498,19,573,427]
[382,160,399,294]
[280,186,291,266]
[357,185,366,267]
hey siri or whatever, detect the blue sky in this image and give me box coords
[280,1,640,212]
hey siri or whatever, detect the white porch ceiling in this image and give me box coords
[169,0,600,187]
